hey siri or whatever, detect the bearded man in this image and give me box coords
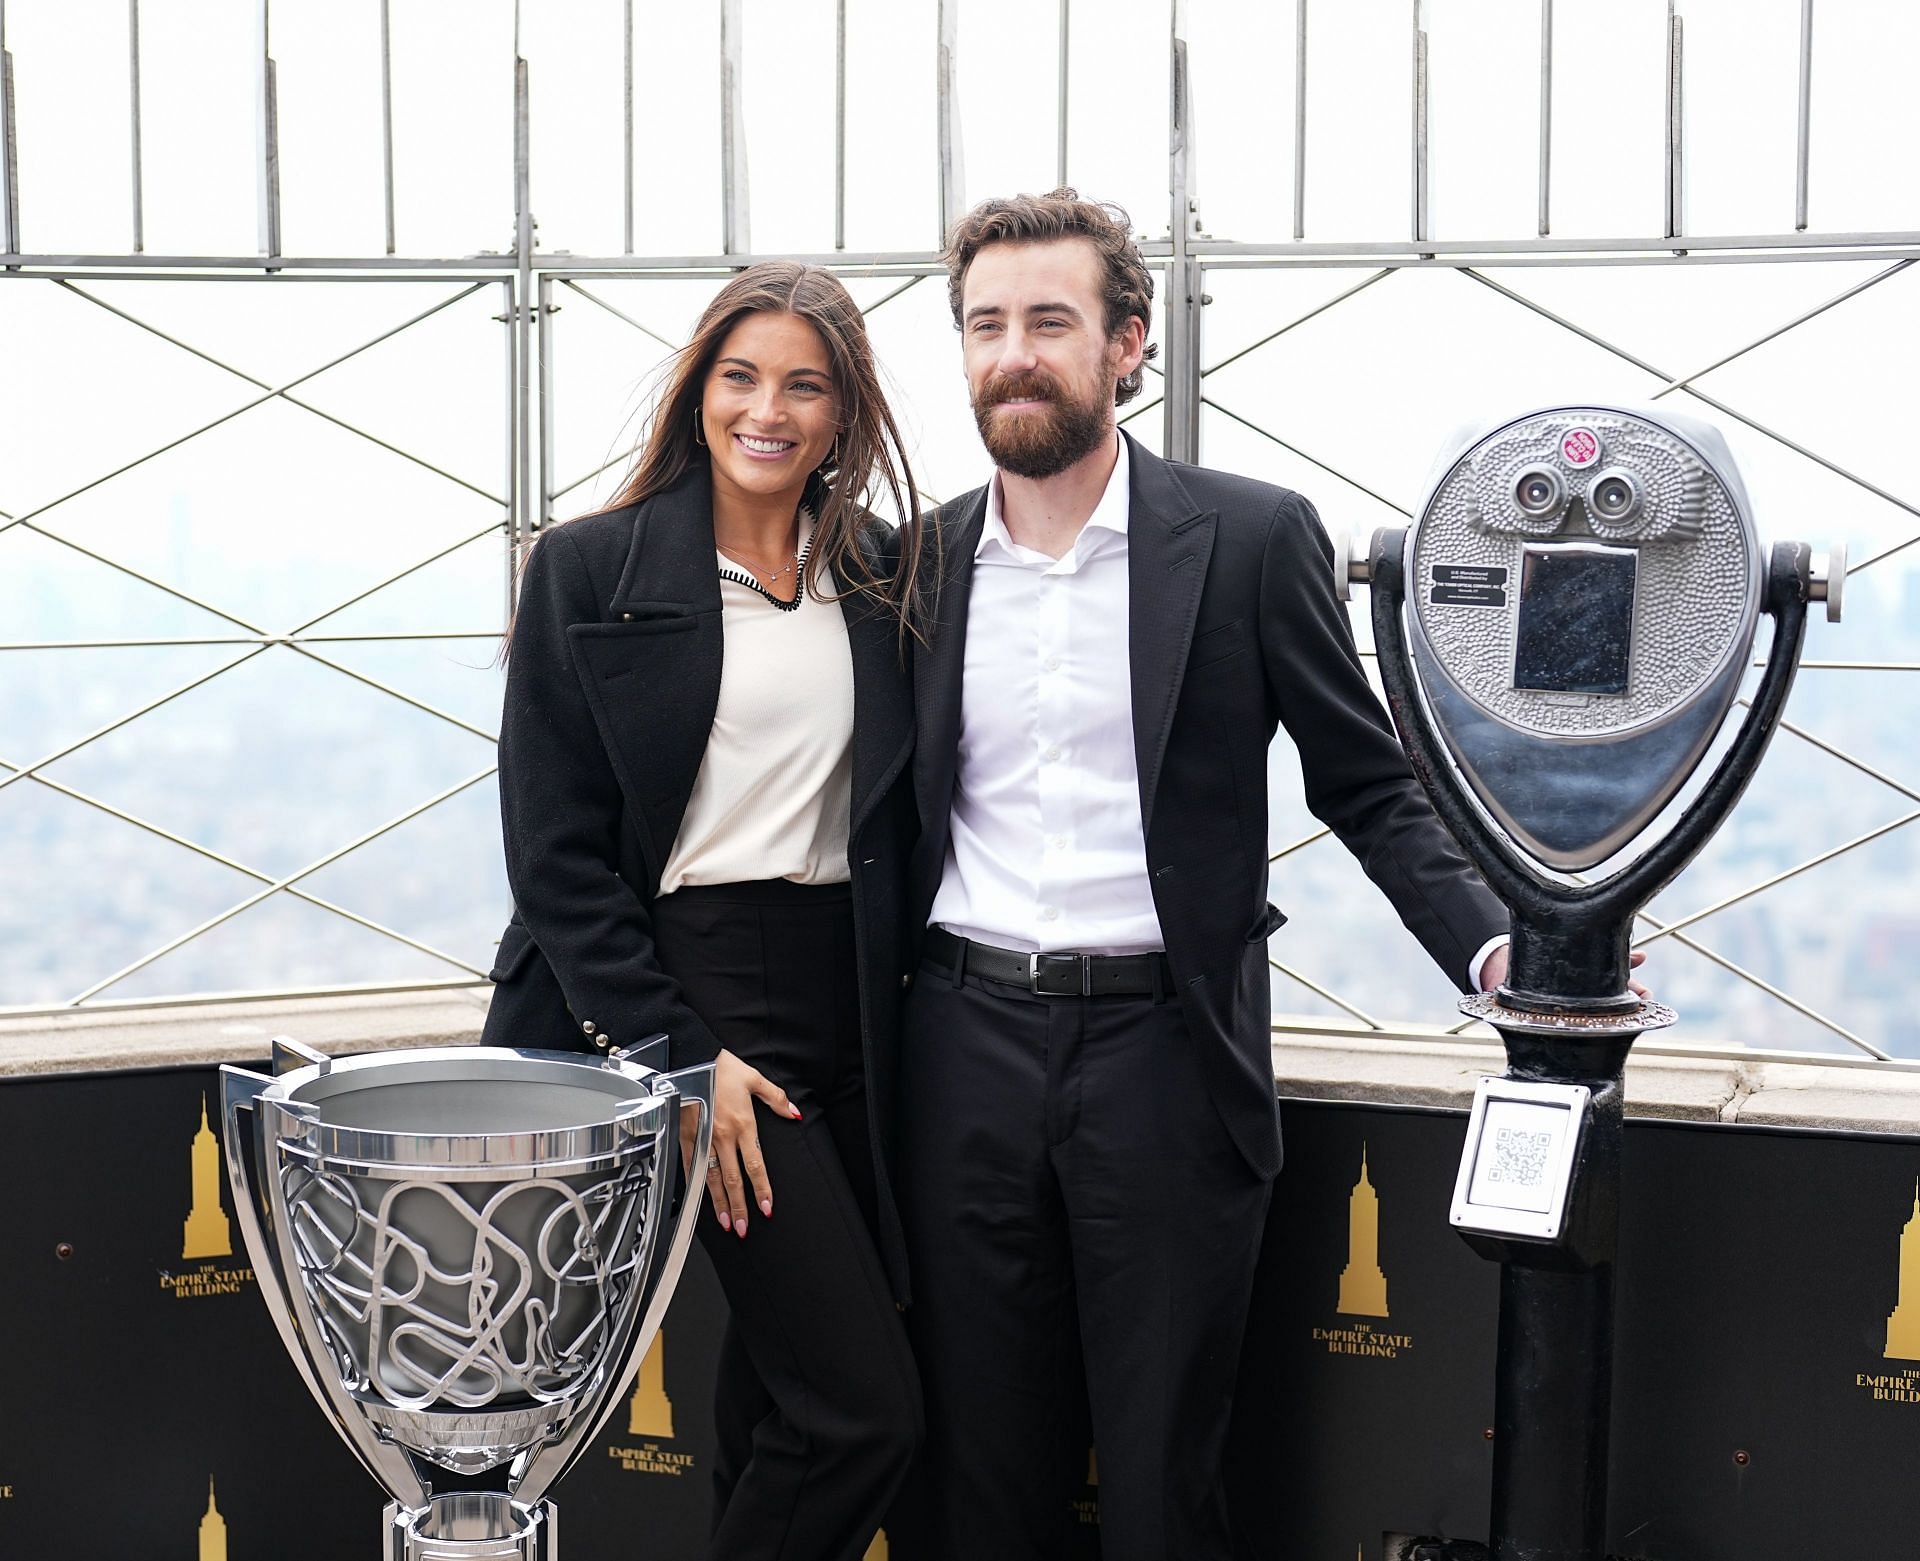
[892,189,1512,1561]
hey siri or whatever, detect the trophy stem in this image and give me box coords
[383,1496,555,1561]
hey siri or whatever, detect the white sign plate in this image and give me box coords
[1449,1077,1591,1241]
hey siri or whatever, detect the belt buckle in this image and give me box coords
[1028,952,1090,997]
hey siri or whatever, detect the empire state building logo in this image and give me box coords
[1887,1181,1920,1362]
[1337,1146,1389,1318]
[182,1094,233,1261]
[198,1478,228,1561]
[628,1332,673,1438]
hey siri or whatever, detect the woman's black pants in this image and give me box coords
[650,880,921,1561]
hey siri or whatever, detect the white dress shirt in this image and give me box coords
[931,436,1165,955]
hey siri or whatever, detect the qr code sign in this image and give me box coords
[1487,1126,1554,1188]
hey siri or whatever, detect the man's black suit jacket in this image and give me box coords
[481,463,919,1298]
[907,433,1508,1180]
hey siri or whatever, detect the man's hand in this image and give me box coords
[679,1049,802,1239]
[1477,945,1650,1000]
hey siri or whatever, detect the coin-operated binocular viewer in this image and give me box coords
[1342,405,1843,1561]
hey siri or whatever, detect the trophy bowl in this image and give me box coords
[222,1038,713,1561]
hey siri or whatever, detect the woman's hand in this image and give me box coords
[698,1049,801,1239]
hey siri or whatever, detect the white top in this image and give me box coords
[657,533,855,895]
[931,436,1165,955]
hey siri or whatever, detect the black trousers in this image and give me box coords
[895,959,1272,1561]
[651,880,922,1561]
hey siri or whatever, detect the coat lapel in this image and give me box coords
[1125,434,1215,829]
[912,488,988,844]
[567,466,726,878]
[844,573,914,841]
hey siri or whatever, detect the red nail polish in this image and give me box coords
[789,1105,803,1120]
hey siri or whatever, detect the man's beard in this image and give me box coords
[972,370,1113,480]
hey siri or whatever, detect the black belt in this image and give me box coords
[923,926,1170,998]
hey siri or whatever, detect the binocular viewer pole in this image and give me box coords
[1361,527,1831,1561]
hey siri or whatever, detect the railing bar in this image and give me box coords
[936,0,960,240]
[1116,394,1163,429]
[255,0,280,261]
[67,766,498,1004]
[1665,2,1684,246]
[1461,269,1920,524]
[1795,0,1813,232]
[64,276,506,499]
[1639,809,1920,946]
[1651,258,1913,401]
[288,643,501,744]
[0,647,269,797]
[623,0,636,256]
[1201,398,1412,516]
[1292,0,1306,241]
[1750,699,1920,806]
[1537,0,1552,236]
[1056,0,1070,188]
[128,0,144,252]
[0,632,501,650]
[1269,957,1385,1030]
[380,0,396,255]
[720,0,749,255]
[4,281,494,533]
[537,272,553,533]
[1411,0,1428,247]
[1268,825,1331,864]
[0,974,486,1020]
[558,278,679,351]
[17,521,267,634]
[859,273,924,318]
[834,0,847,251]
[1,1,19,256]
[1203,268,1393,377]
[287,519,506,635]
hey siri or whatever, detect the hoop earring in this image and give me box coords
[692,408,708,447]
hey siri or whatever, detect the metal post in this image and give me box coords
[720,0,749,256]
[1665,2,1685,247]
[1292,0,1307,241]
[1056,0,1070,188]
[380,0,395,255]
[255,0,281,261]
[129,0,144,253]
[1795,0,1813,232]
[1,0,21,258]
[1411,0,1429,246]
[936,0,961,240]
[834,0,846,250]
[502,280,520,601]
[537,272,553,536]
[514,54,532,558]
[623,0,635,255]
[1537,0,1553,236]
[1165,0,1201,464]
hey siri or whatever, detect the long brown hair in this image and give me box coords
[548,262,929,645]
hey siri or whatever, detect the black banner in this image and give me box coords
[1,1070,1914,1559]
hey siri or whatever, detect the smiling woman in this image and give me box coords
[481,260,930,1561]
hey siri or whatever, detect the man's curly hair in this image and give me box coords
[941,187,1159,407]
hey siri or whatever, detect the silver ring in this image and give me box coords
[706,1154,719,1172]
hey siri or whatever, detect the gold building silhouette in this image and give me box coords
[1887,1180,1920,1362]
[864,1528,888,1560]
[183,1094,232,1261]
[199,1478,228,1561]
[628,1332,673,1438]
[1086,1447,1098,1486]
[1337,1146,1389,1318]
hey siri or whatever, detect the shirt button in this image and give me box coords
[1040,906,1060,922]
[1043,655,1061,672]
[1048,834,1068,851]
[1042,743,1062,763]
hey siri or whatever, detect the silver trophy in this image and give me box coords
[221,1037,714,1560]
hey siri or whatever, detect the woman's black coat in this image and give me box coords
[481,463,919,1300]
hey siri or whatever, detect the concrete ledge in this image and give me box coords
[2,990,1917,1137]
[0,987,492,1077]
[1271,1027,1920,1135]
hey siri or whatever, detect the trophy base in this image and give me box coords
[383,1496,555,1561]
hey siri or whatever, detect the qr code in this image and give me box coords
[1486,1127,1554,1189]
